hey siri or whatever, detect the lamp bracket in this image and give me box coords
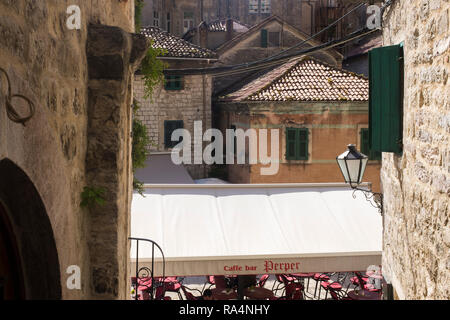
[351,185,383,215]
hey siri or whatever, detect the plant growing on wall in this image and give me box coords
[135,0,145,31]
[132,99,151,196]
[140,45,167,99]
[132,2,167,195]
[80,186,106,208]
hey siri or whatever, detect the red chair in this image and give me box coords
[273,274,299,297]
[201,275,215,293]
[291,273,314,295]
[136,276,183,300]
[313,273,330,298]
[181,285,202,300]
[320,281,343,300]
[284,283,304,300]
[258,274,269,288]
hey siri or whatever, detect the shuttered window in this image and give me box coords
[164,75,183,90]
[369,44,404,154]
[164,120,183,148]
[261,29,268,48]
[360,128,381,160]
[286,128,309,160]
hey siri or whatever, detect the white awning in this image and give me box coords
[130,183,382,277]
[134,154,194,184]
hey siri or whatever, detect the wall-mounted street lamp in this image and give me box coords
[336,144,383,215]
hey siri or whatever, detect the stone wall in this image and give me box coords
[0,0,146,299]
[134,72,213,179]
[381,0,450,299]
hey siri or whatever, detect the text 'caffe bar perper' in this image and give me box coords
[223,261,301,274]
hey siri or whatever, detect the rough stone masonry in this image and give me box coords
[0,0,148,299]
[381,0,449,299]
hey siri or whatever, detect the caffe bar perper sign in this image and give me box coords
[131,252,381,277]
[224,261,301,274]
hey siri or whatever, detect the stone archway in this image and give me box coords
[0,159,61,299]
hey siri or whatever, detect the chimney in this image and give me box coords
[226,18,233,41]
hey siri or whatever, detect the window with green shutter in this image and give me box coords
[164,75,183,90]
[360,128,381,160]
[369,44,404,154]
[164,120,183,148]
[286,128,309,160]
[261,29,268,48]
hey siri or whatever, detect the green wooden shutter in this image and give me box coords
[286,128,297,160]
[286,128,308,160]
[164,75,171,90]
[369,44,403,154]
[361,128,382,160]
[298,128,309,160]
[164,76,183,90]
[164,120,183,148]
[261,29,268,48]
[173,76,182,90]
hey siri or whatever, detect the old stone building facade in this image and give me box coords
[134,27,217,179]
[141,0,372,40]
[213,15,343,96]
[0,0,148,299]
[216,57,381,191]
[380,0,449,299]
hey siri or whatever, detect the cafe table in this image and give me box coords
[211,288,238,300]
[243,287,274,300]
[347,289,381,300]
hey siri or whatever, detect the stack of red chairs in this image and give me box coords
[132,276,182,300]
[313,273,330,298]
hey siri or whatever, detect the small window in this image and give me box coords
[164,120,184,149]
[286,128,309,161]
[260,0,271,14]
[360,128,381,160]
[249,0,259,13]
[153,11,160,27]
[167,13,171,33]
[261,29,268,48]
[164,75,183,90]
[183,12,194,33]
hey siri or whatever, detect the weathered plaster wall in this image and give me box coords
[381,0,450,299]
[134,72,213,179]
[0,0,144,299]
[216,101,381,191]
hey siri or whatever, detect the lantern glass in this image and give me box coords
[336,145,368,186]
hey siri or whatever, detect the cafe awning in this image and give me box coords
[130,183,382,277]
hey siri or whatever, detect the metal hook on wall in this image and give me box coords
[0,67,35,126]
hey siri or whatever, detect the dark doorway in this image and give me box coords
[0,201,24,299]
[0,158,61,299]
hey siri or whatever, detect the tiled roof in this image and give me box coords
[141,26,217,59]
[222,57,368,102]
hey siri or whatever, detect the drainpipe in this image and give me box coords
[202,74,208,178]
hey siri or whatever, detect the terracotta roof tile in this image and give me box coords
[223,57,368,102]
[141,26,217,59]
